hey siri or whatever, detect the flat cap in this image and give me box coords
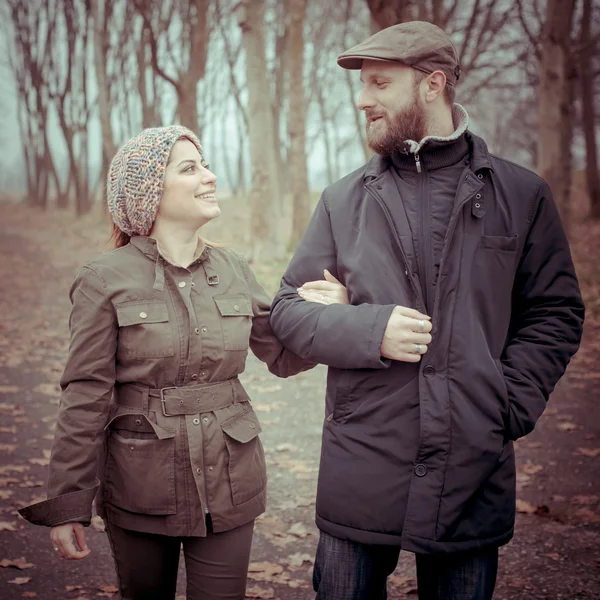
[338,21,460,86]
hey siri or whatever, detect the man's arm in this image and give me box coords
[501,181,585,440]
[270,191,397,370]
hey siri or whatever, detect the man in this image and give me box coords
[269,20,585,600]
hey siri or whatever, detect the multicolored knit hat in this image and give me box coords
[107,126,204,236]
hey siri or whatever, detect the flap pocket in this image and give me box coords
[105,412,175,440]
[221,408,262,443]
[480,234,518,252]
[214,295,253,317]
[116,301,169,326]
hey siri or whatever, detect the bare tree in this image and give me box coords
[6,0,59,209]
[135,0,211,134]
[580,0,600,219]
[287,0,311,248]
[237,0,284,261]
[536,0,577,230]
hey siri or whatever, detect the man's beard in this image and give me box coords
[365,92,428,156]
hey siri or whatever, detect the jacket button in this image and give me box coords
[476,193,482,199]
[423,366,435,377]
[139,312,147,319]
[196,467,202,475]
[135,419,142,426]
[234,305,240,312]
[192,418,200,425]
[194,328,200,335]
[178,281,186,288]
[191,374,198,380]
[202,417,209,424]
[201,327,208,333]
[249,423,256,429]
[414,464,427,477]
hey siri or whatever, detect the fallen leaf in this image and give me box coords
[544,552,561,560]
[515,499,537,514]
[32,383,60,396]
[0,490,13,500]
[98,584,119,594]
[19,481,44,488]
[0,426,17,433]
[0,387,20,394]
[28,458,50,467]
[275,443,297,452]
[551,495,566,502]
[285,552,314,567]
[250,385,282,393]
[0,521,18,531]
[0,557,34,569]
[245,585,276,599]
[248,562,284,580]
[0,465,30,475]
[519,463,543,475]
[288,522,310,538]
[22,592,37,598]
[556,422,578,432]
[576,447,600,458]
[8,577,31,585]
[574,508,600,523]
[65,586,83,592]
[571,495,598,505]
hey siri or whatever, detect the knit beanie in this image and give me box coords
[107,125,204,236]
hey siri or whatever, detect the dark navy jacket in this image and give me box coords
[270,131,584,553]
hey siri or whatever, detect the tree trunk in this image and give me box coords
[366,0,410,32]
[537,0,576,229]
[287,0,310,250]
[580,0,600,219]
[90,0,117,205]
[237,0,284,262]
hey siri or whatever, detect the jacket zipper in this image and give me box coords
[416,154,431,313]
[431,182,482,325]
[365,182,427,313]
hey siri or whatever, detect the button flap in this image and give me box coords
[104,411,175,440]
[214,295,253,317]
[220,408,262,443]
[116,301,169,326]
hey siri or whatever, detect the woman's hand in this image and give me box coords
[297,270,349,305]
[50,522,90,560]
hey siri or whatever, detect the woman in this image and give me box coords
[18,126,347,600]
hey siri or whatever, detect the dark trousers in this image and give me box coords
[105,518,254,600]
[313,531,498,600]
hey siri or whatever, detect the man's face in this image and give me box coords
[358,60,428,156]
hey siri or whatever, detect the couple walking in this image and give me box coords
[19,21,584,600]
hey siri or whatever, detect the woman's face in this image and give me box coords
[154,139,220,230]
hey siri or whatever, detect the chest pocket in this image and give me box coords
[214,294,253,351]
[116,301,175,359]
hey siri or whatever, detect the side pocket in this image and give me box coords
[104,414,176,515]
[220,406,266,505]
[493,358,511,437]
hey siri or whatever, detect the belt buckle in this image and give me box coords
[159,386,178,417]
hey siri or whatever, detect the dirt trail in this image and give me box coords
[0,204,598,599]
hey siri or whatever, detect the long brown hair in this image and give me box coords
[109,222,131,249]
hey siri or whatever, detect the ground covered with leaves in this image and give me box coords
[0,201,599,599]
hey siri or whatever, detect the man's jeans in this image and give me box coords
[313,531,498,600]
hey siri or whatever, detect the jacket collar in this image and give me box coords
[364,120,493,180]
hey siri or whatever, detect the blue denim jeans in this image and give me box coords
[313,531,498,600]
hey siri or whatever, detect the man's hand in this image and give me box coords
[381,306,432,362]
[297,270,349,305]
[50,522,90,560]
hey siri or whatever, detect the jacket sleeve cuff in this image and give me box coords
[17,483,99,527]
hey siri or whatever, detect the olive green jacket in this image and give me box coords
[19,236,313,536]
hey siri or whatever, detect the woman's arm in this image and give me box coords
[19,266,117,528]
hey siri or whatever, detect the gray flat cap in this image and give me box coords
[338,21,461,86]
